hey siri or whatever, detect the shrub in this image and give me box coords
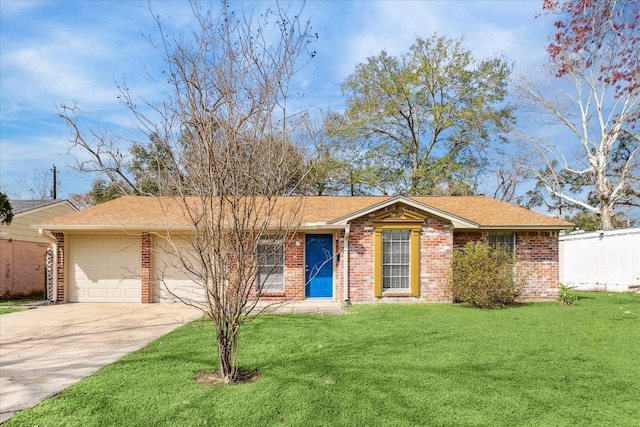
[557,283,578,305]
[448,241,526,308]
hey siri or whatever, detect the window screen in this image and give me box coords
[488,232,515,254]
[257,240,284,292]
[382,230,410,290]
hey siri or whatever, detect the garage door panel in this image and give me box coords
[154,237,204,303]
[89,288,106,298]
[70,235,141,303]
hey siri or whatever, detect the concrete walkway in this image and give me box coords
[0,303,201,424]
[254,298,346,315]
[0,299,344,423]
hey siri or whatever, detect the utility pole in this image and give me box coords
[52,165,57,200]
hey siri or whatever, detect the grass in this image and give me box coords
[0,298,42,314]
[6,292,640,426]
[0,307,23,314]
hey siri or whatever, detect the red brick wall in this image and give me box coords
[453,231,560,301]
[0,239,49,299]
[418,218,453,302]
[346,208,454,303]
[284,232,305,301]
[258,232,306,302]
[453,231,485,249]
[53,232,65,302]
[516,231,560,300]
[343,214,560,303]
[347,217,375,301]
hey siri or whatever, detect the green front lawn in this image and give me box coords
[0,298,40,314]
[7,292,640,426]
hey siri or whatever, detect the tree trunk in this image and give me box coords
[598,203,614,230]
[217,329,239,384]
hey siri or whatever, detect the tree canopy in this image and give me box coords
[336,34,515,196]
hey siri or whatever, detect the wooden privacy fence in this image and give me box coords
[559,227,640,292]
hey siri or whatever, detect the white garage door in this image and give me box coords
[153,236,204,303]
[69,235,142,303]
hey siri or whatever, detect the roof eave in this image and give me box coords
[34,225,193,232]
[462,225,573,231]
[35,223,348,233]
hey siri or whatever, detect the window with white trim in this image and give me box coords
[257,239,284,292]
[382,230,411,290]
[489,232,515,254]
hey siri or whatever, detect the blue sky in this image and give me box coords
[0,0,556,200]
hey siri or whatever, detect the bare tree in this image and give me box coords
[66,192,94,210]
[517,0,640,229]
[60,1,317,384]
[492,164,522,203]
[16,167,55,199]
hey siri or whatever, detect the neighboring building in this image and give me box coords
[1,200,77,299]
[36,195,571,304]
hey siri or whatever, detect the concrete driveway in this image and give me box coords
[0,303,201,424]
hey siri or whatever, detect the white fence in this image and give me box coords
[559,227,640,292]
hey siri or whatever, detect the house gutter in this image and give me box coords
[39,229,59,303]
[343,224,350,302]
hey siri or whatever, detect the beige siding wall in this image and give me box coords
[0,202,76,243]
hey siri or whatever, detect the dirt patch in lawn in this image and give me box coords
[194,368,258,386]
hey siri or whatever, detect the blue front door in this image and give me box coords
[305,234,333,297]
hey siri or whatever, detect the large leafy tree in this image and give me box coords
[338,34,515,196]
[518,0,640,229]
[299,111,387,196]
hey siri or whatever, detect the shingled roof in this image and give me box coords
[37,195,572,231]
[11,199,69,215]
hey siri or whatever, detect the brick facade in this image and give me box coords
[453,231,560,301]
[341,206,560,303]
[0,239,49,299]
[346,208,455,303]
[52,232,65,302]
[516,231,560,300]
[257,232,307,302]
[346,217,375,301]
[47,206,560,304]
